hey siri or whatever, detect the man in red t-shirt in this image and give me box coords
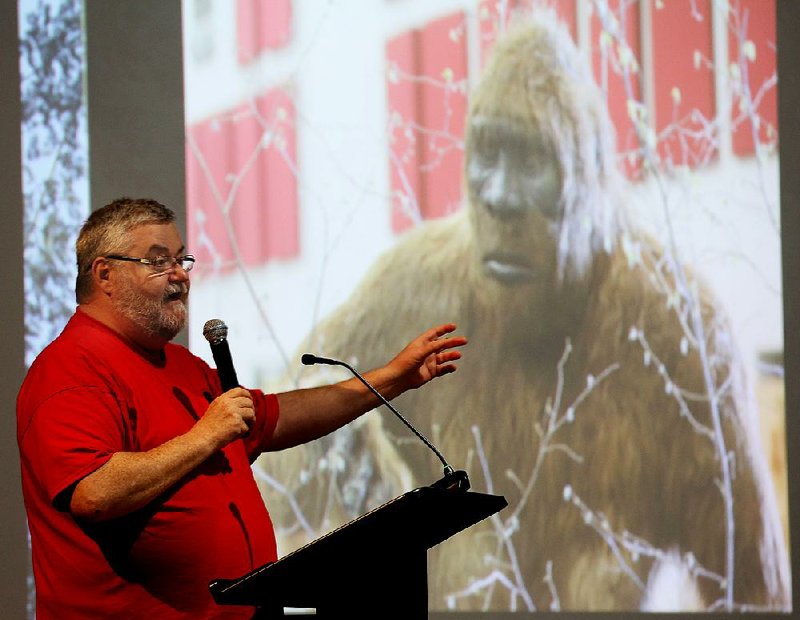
[16,198,467,619]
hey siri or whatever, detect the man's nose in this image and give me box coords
[168,263,190,281]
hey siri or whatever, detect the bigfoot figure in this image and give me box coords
[257,12,789,611]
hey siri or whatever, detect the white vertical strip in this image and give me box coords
[712,0,732,162]
[640,0,656,141]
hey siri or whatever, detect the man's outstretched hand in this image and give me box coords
[384,323,468,395]
[269,323,467,451]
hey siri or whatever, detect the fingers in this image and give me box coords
[200,388,256,448]
[426,331,468,356]
[421,323,459,344]
[431,349,463,377]
[435,364,458,376]
[422,323,465,343]
[224,387,252,400]
[408,324,467,371]
[227,392,255,428]
[233,393,256,432]
[436,350,463,363]
[429,322,457,338]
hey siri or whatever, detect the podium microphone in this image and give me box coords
[203,319,240,392]
[301,353,469,491]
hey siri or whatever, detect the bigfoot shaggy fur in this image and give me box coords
[257,13,789,611]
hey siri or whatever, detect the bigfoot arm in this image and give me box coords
[266,323,466,451]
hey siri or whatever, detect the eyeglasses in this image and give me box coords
[104,254,196,273]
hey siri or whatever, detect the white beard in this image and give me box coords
[113,273,188,342]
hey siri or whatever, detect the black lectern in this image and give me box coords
[210,481,507,618]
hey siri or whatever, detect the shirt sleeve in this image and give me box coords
[191,353,280,461]
[20,386,126,507]
[242,390,280,461]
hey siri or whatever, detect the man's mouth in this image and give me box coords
[482,251,535,284]
[164,287,187,303]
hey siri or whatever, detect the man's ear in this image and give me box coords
[91,257,114,295]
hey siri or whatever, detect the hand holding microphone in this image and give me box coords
[196,387,255,448]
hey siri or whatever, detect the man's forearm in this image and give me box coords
[270,370,391,451]
[70,427,217,522]
[70,387,255,522]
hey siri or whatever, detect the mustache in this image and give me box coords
[163,283,189,299]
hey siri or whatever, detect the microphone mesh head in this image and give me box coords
[202,318,228,344]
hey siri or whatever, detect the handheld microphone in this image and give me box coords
[203,319,240,392]
[301,353,470,491]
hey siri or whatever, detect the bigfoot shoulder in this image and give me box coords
[578,233,741,402]
[300,212,475,362]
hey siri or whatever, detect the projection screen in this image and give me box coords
[182,0,789,612]
[11,0,797,616]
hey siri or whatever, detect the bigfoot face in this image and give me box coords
[466,115,563,288]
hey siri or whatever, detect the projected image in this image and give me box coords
[19,0,88,366]
[183,0,786,611]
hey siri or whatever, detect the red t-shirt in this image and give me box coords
[17,309,281,619]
